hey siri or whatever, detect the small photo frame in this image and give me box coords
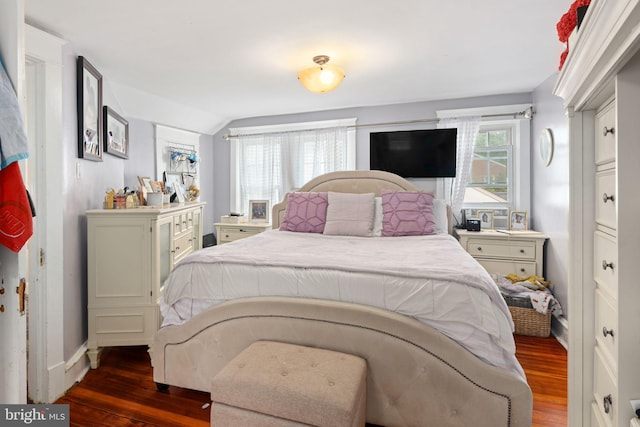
[477,210,494,230]
[249,199,270,223]
[510,210,529,230]
[137,176,153,193]
[103,106,129,159]
[76,56,103,161]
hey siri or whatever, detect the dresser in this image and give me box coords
[553,3,640,426]
[214,222,271,244]
[86,202,205,368]
[455,229,547,277]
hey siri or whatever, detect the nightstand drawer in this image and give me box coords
[595,99,616,165]
[466,239,535,260]
[476,259,537,277]
[596,168,616,230]
[595,289,617,371]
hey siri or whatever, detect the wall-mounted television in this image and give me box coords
[369,128,457,178]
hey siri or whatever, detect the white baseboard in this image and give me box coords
[64,342,90,393]
[551,315,569,350]
[48,360,66,402]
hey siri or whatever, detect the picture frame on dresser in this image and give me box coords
[509,210,528,230]
[477,210,494,230]
[249,200,270,223]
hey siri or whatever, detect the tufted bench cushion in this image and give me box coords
[210,341,366,426]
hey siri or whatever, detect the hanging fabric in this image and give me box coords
[0,58,29,170]
[438,116,481,224]
[0,162,33,252]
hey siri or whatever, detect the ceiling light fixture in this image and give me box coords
[298,55,345,93]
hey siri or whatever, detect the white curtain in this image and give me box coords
[438,116,481,224]
[237,127,349,215]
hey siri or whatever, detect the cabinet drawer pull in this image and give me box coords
[175,246,180,251]
[603,394,612,414]
[602,327,615,338]
[519,249,525,254]
[519,268,526,273]
[602,193,615,203]
[602,126,615,136]
[476,246,482,251]
[602,260,614,271]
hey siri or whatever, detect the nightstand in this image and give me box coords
[214,222,272,244]
[455,229,547,277]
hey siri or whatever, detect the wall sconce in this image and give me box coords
[298,55,345,93]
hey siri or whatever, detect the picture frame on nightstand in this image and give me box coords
[509,210,528,230]
[249,200,270,223]
[477,210,494,230]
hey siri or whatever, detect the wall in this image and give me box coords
[531,73,570,337]
[211,93,533,227]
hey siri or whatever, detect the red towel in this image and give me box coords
[0,162,33,252]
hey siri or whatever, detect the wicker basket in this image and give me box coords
[503,294,551,338]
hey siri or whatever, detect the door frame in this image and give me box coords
[25,24,66,403]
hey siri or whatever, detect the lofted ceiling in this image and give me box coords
[25,0,572,134]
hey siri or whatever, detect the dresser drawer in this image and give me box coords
[594,231,618,299]
[595,169,616,230]
[593,347,618,427]
[595,289,617,372]
[595,99,616,165]
[476,259,537,277]
[173,231,194,261]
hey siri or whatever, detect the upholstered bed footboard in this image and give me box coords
[152,297,531,427]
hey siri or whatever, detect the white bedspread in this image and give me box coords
[160,230,524,378]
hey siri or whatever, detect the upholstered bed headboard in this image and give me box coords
[271,170,453,233]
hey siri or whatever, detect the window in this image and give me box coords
[463,119,529,229]
[229,119,356,215]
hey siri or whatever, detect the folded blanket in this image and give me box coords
[492,273,563,317]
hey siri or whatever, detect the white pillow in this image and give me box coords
[323,192,375,237]
[433,198,448,234]
[373,197,383,236]
[374,197,447,235]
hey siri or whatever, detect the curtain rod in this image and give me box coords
[222,107,534,140]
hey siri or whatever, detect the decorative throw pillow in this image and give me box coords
[381,190,435,236]
[432,198,448,234]
[280,192,328,233]
[323,192,375,237]
[373,197,383,237]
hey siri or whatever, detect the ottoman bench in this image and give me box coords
[210,341,367,426]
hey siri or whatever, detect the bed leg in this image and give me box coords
[156,382,169,392]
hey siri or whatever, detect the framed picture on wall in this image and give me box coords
[76,56,103,161]
[249,200,270,223]
[103,106,129,159]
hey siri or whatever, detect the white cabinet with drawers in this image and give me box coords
[86,202,205,368]
[215,222,272,244]
[455,229,547,277]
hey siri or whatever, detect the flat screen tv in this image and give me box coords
[369,128,457,178]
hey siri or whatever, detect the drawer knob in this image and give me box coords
[602,260,614,271]
[477,246,482,251]
[603,394,612,414]
[602,126,615,136]
[175,246,180,250]
[602,327,615,338]
[602,193,615,203]
[519,249,525,254]
[519,268,526,273]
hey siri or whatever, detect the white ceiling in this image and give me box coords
[25,0,571,134]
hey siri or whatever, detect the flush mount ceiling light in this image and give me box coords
[298,55,345,93]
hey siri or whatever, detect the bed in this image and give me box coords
[151,170,532,427]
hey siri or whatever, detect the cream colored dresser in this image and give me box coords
[455,229,547,277]
[214,222,271,244]
[553,3,640,426]
[86,202,205,368]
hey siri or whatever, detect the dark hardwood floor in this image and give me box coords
[55,335,567,426]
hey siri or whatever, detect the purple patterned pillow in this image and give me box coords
[381,190,436,236]
[280,192,329,233]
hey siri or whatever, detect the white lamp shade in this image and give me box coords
[298,63,345,93]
